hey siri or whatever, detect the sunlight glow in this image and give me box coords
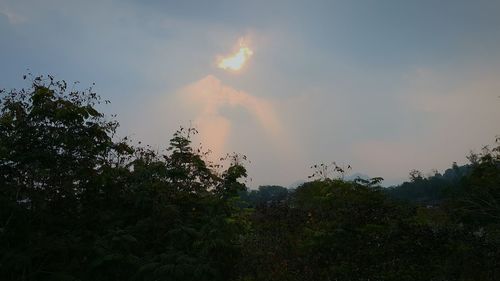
[217,41,253,71]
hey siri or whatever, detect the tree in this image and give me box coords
[0,75,248,281]
[0,75,133,280]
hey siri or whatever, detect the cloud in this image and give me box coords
[178,75,286,157]
[127,74,304,187]
[217,38,253,71]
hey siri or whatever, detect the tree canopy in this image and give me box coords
[1,75,499,280]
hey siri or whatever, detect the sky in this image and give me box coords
[1,0,500,187]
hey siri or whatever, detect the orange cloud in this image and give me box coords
[179,75,285,158]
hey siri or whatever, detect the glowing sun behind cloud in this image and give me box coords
[217,39,253,71]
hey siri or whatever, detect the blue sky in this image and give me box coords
[1,0,500,186]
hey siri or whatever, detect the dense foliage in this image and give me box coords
[0,76,248,281]
[1,76,499,280]
[385,163,471,205]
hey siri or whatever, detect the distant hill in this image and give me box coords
[288,179,306,189]
[345,172,370,181]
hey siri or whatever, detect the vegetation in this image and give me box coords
[385,163,471,205]
[1,76,499,280]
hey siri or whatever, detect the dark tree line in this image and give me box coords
[1,76,499,280]
[385,163,472,205]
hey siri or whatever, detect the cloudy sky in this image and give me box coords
[1,0,500,187]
